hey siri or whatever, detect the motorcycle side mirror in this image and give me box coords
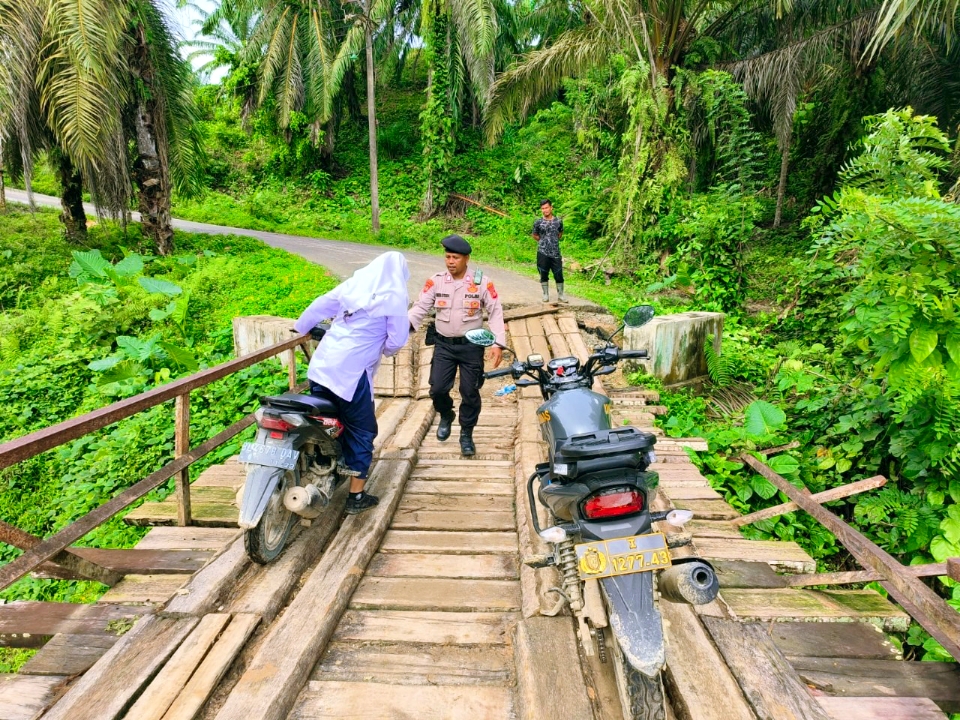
[624,305,655,328]
[464,328,515,358]
[465,328,496,346]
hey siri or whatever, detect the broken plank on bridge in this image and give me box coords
[703,616,832,720]
[721,588,911,631]
[0,674,69,720]
[33,548,213,580]
[42,614,199,720]
[0,602,152,648]
[789,656,960,713]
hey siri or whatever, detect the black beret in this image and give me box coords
[441,234,472,255]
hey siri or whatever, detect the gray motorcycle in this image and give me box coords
[468,306,719,720]
[237,323,346,564]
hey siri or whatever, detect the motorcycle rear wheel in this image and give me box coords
[244,468,297,564]
[609,628,666,720]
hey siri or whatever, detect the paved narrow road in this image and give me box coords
[7,189,589,306]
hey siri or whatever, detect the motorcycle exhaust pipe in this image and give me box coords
[283,484,326,519]
[659,560,720,605]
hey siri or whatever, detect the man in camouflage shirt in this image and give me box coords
[532,198,566,303]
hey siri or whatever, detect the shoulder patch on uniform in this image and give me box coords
[486,281,498,299]
[422,278,434,293]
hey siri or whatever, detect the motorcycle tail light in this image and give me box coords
[310,416,344,438]
[255,409,294,432]
[582,487,644,520]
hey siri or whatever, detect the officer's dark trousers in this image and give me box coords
[429,341,485,428]
[309,374,377,479]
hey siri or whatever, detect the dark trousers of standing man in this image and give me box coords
[429,338,485,428]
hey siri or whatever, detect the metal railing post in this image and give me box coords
[175,393,191,526]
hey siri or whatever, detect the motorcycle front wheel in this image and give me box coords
[244,467,297,564]
[609,628,666,720]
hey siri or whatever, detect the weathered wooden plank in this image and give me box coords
[415,449,514,461]
[410,465,515,480]
[313,641,514,685]
[98,574,192,604]
[816,696,947,720]
[193,465,246,489]
[0,674,69,720]
[391,509,517,532]
[161,613,261,720]
[703,617,831,720]
[733,476,887,528]
[671,499,741,521]
[291,681,515,719]
[42,615,199,720]
[366,553,519,580]
[228,485,348,622]
[659,602,755,720]
[504,304,559,322]
[721,588,911,632]
[513,617,594,720]
[661,486,723,500]
[684,520,744,539]
[782,562,949,588]
[713,560,788,589]
[398,494,514,513]
[695,537,816,573]
[380,530,518,554]
[135,527,239,551]
[165,535,249,617]
[372,399,409,451]
[124,500,239,527]
[768,622,899,660]
[0,602,152,648]
[332,610,515,645]
[212,452,416,720]
[415,457,515,466]
[790,656,960,713]
[34,548,212,580]
[20,633,117,676]
[350,577,521,611]
[125,613,232,720]
[405,479,515,496]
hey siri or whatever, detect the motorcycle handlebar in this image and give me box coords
[619,349,649,359]
[484,367,514,379]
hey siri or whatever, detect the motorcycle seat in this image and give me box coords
[261,393,339,416]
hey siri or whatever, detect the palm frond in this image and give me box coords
[484,23,610,143]
[870,0,959,55]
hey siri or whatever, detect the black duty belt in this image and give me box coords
[435,333,471,345]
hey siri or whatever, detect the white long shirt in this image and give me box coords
[294,294,409,402]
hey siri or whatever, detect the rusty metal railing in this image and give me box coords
[0,333,312,591]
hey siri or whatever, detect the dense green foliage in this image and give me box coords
[0,206,336,608]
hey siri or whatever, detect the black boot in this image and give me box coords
[436,412,455,441]
[460,426,476,457]
[345,491,380,515]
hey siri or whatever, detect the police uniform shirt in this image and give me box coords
[408,267,506,346]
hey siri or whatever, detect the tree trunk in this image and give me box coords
[0,139,6,213]
[131,24,174,255]
[56,153,86,240]
[774,131,792,229]
[365,0,380,233]
[134,101,174,255]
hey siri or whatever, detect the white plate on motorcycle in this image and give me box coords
[575,532,671,580]
[465,328,497,346]
[239,442,299,470]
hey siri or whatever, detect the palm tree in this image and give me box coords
[0,0,203,252]
[870,0,959,53]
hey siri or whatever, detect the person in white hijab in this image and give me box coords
[294,251,410,514]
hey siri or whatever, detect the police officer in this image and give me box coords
[409,235,506,456]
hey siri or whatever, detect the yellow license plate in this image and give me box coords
[575,532,671,580]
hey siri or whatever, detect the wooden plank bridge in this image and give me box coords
[0,307,958,720]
